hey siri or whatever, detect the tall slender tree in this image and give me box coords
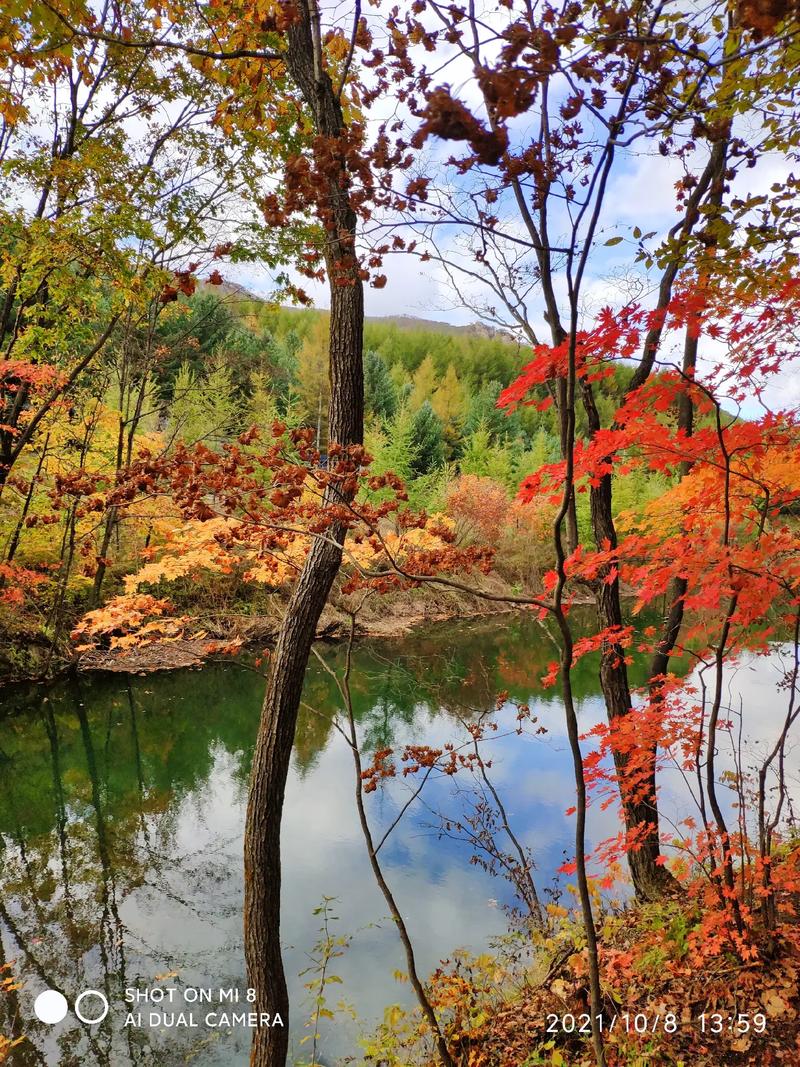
[374,0,800,899]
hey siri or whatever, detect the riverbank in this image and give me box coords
[1,570,546,681]
[76,574,526,673]
[378,889,800,1066]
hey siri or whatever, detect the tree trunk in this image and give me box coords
[648,328,698,682]
[589,468,675,900]
[243,5,364,1065]
[580,141,727,901]
[579,375,675,900]
[556,379,579,553]
[5,435,48,563]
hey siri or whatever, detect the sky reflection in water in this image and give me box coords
[0,612,792,1065]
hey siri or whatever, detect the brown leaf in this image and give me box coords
[763,989,789,1017]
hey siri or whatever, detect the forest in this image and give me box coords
[1,1,800,1066]
[0,288,663,678]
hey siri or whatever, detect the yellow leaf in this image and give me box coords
[763,990,788,1017]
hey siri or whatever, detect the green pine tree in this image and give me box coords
[364,350,397,425]
[248,370,280,429]
[410,401,445,474]
[367,402,418,483]
[459,420,515,487]
[409,354,438,410]
[168,358,242,446]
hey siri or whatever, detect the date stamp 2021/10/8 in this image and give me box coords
[545,1011,767,1036]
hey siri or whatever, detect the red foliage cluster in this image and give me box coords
[411,86,509,166]
[0,562,48,606]
[493,274,800,963]
[360,738,491,794]
[445,474,509,545]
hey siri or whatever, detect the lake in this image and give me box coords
[0,610,794,1065]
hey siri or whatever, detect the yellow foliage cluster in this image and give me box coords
[241,537,308,584]
[1,396,167,583]
[123,512,457,597]
[70,512,460,657]
[0,963,23,1063]
[125,515,310,592]
[124,517,240,592]
[346,515,456,572]
[620,440,800,538]
[71,593,187,652]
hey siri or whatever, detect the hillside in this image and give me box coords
[202,280,521,346]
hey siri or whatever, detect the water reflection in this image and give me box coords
[0,610,783,1065]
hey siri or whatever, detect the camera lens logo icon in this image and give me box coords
[34,989,109,1025]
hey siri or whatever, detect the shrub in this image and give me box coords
[445,475,509,545]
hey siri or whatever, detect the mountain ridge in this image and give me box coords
[205,280,521,345]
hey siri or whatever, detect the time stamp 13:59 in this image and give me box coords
[545,1012,768,1035]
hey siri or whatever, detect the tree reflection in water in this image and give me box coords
[0,672,252,1065]
[0,609,671,1065]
